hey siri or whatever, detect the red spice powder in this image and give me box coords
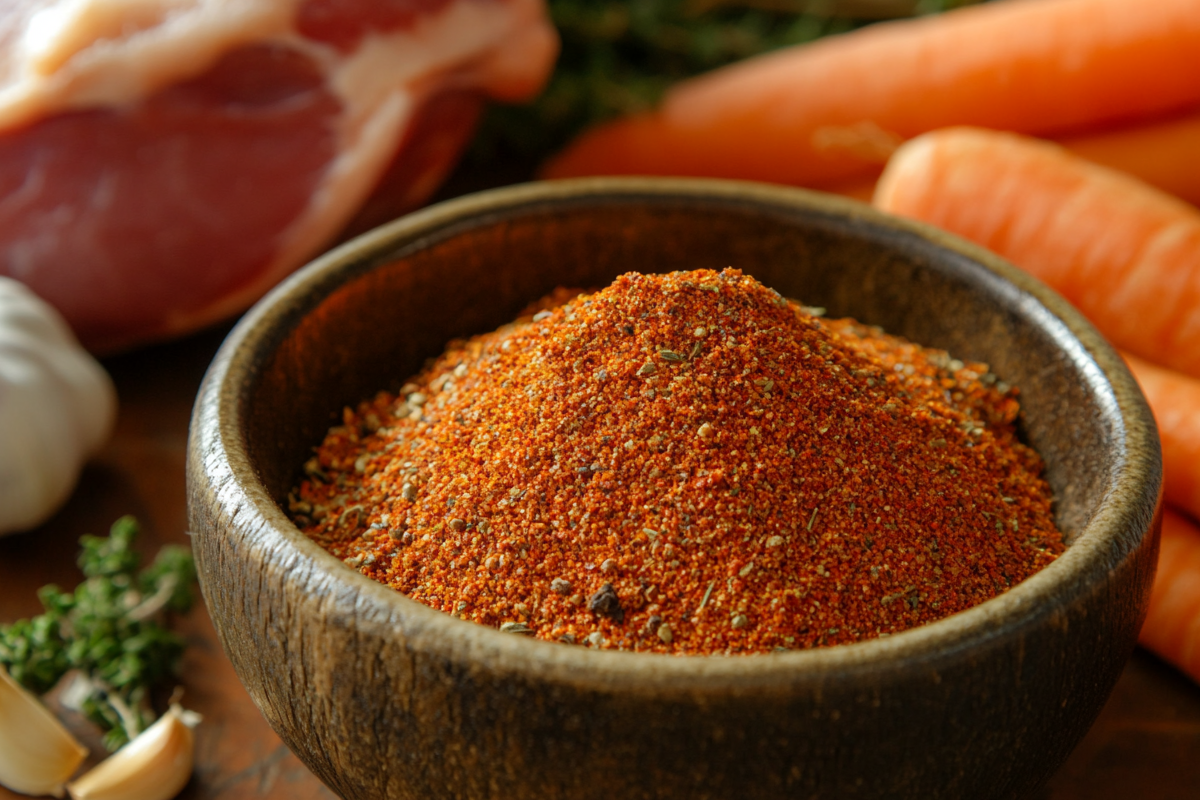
[290,268,1063,655]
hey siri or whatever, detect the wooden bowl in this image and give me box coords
[187,178,1162,800]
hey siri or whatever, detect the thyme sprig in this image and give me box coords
[470,0,983,163]
[0,516,196,751]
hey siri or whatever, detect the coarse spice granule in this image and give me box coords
[289,268,1064,655]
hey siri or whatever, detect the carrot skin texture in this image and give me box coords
[1139,508,1200,684]
[1123,355,1200,523]
[873,127,1200,380]
[542,0,1200,187]
[1061,108,1200,207]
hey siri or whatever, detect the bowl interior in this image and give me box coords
[194,178,1161,800]
[244,181,1119,547]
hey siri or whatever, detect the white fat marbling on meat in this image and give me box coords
[1,0,291,129]
[251,0,557,325]
[0,0,557,342]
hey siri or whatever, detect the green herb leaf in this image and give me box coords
[0,516,197,749]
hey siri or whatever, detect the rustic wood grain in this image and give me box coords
[0,181,1196,799]
[1041,651,1200,800]
[187,180,1162,800]
[0,326,334,800]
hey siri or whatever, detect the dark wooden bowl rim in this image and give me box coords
[197,177,1159,694]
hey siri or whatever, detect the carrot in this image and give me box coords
[788,108,1200,207]
[873,126,1200,380]
[1139,508,1200,682]
[541,0,1200,188]
[1061,108,1200,207]
[1122,354,1200,523]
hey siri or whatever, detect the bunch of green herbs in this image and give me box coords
[0,516,196,751]
[470,0,982,165]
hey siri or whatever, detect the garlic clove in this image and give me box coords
[0,277,117,535]
[0,665,89,798]
[67,704,200,800]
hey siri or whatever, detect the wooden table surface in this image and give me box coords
[2,278,1199,800]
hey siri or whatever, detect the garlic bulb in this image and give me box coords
[0,277,116,535]
[0,666,89,798]
[67,704,200,800]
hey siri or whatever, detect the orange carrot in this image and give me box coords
[542,0,1200,188]
[1124,354,1200,522]
[1139,508,1200,682]
[797,108,1200,206]
[873,127,1200,380]
[1061,108,1200,207]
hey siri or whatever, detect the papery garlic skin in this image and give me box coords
[67,704,199,800]
[0,666,89,798]
[0,277,117,535]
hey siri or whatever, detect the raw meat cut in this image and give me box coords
[0,0,557,352]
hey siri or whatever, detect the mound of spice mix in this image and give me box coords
[290,269,1064,655]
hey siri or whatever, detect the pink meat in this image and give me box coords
[0,0,557,352]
